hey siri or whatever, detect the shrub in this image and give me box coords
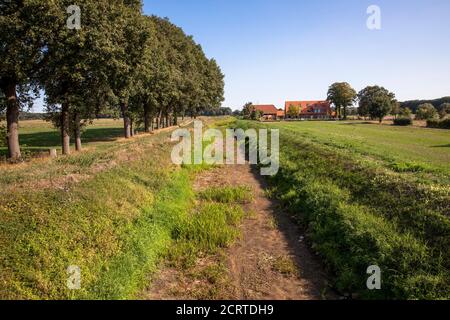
[427,118,450,129]
[393,117,412,126]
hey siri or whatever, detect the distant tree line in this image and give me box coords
[401,97,450,113]
[326,82,449,124]
[0,0,224,160]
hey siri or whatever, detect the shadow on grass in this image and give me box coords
[0,127,124,158]
[431,144,450,148]
[19,127,124,148]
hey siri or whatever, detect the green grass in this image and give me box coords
[0,119,125,160]
[265,121,450,181]
[0,117,249,300]
[237,119,449,299]
[0,136,185,299]
[198,186,253,204]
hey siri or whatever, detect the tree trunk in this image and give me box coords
[157,110,162,129]
[3,81,21,160]
[343,106,347,120]
[73,112,82,152]
[173,110,178,126]
[61,103,71,155]
[120,103,131,138]
[144,104,151,133]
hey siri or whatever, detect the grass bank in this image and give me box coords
[237,120,449,299]
[0,117,246,300]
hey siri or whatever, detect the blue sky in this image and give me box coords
[33,0,450,112]
[143,0,450,110]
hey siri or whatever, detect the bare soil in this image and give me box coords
[144,164,336,300]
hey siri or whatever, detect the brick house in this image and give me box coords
[253,105,282,120]
[285,101,332,119]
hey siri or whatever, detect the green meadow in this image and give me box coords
[238,120,449,299]
[267,121,450,181]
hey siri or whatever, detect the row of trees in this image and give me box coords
[327,82,450,123]
[401,97,450,113]
[0,0,224,160]
[327,82,399,123]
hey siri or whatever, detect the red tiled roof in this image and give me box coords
[285,101,331,114]
[253,104,278,115]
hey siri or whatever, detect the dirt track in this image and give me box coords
[145,163,335,300]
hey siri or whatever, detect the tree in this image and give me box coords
[107,1,149,138]
[439,103,450,119]
[391,101,401,119]
[42,0,119,154]
[242,102,254,119]
[416,103,438,120]
[400,107,412,117]
[358,101,370,119]
[251,109,263,120]
[327,82,357,120]
[358,86,396,123]
[0,1,58,159]
[287,104,300,118]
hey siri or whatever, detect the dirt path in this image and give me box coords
[144,164,335,300]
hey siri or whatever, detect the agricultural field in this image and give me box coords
[237,120,450,299]
[269,121,450,181]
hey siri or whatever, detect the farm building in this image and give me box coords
[253,105,284,120]
[285,101,333,119]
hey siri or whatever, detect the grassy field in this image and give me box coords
[238,120,449,299]
[267,121,450,182]
[1,118,449,299]
[0,119,125,160]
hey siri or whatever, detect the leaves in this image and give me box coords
[357,86,396,123]
[327,82,357,120]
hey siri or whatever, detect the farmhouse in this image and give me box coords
[285,100,332,119]
[253,105,283,120]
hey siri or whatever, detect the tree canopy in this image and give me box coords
[357,86,396,123]
[415,103,438,120]
[327,82,357,120]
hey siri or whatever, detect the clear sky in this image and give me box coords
[143,0,450,110]
[32,0,450,112]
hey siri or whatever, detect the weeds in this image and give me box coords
[198,186,253,204]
